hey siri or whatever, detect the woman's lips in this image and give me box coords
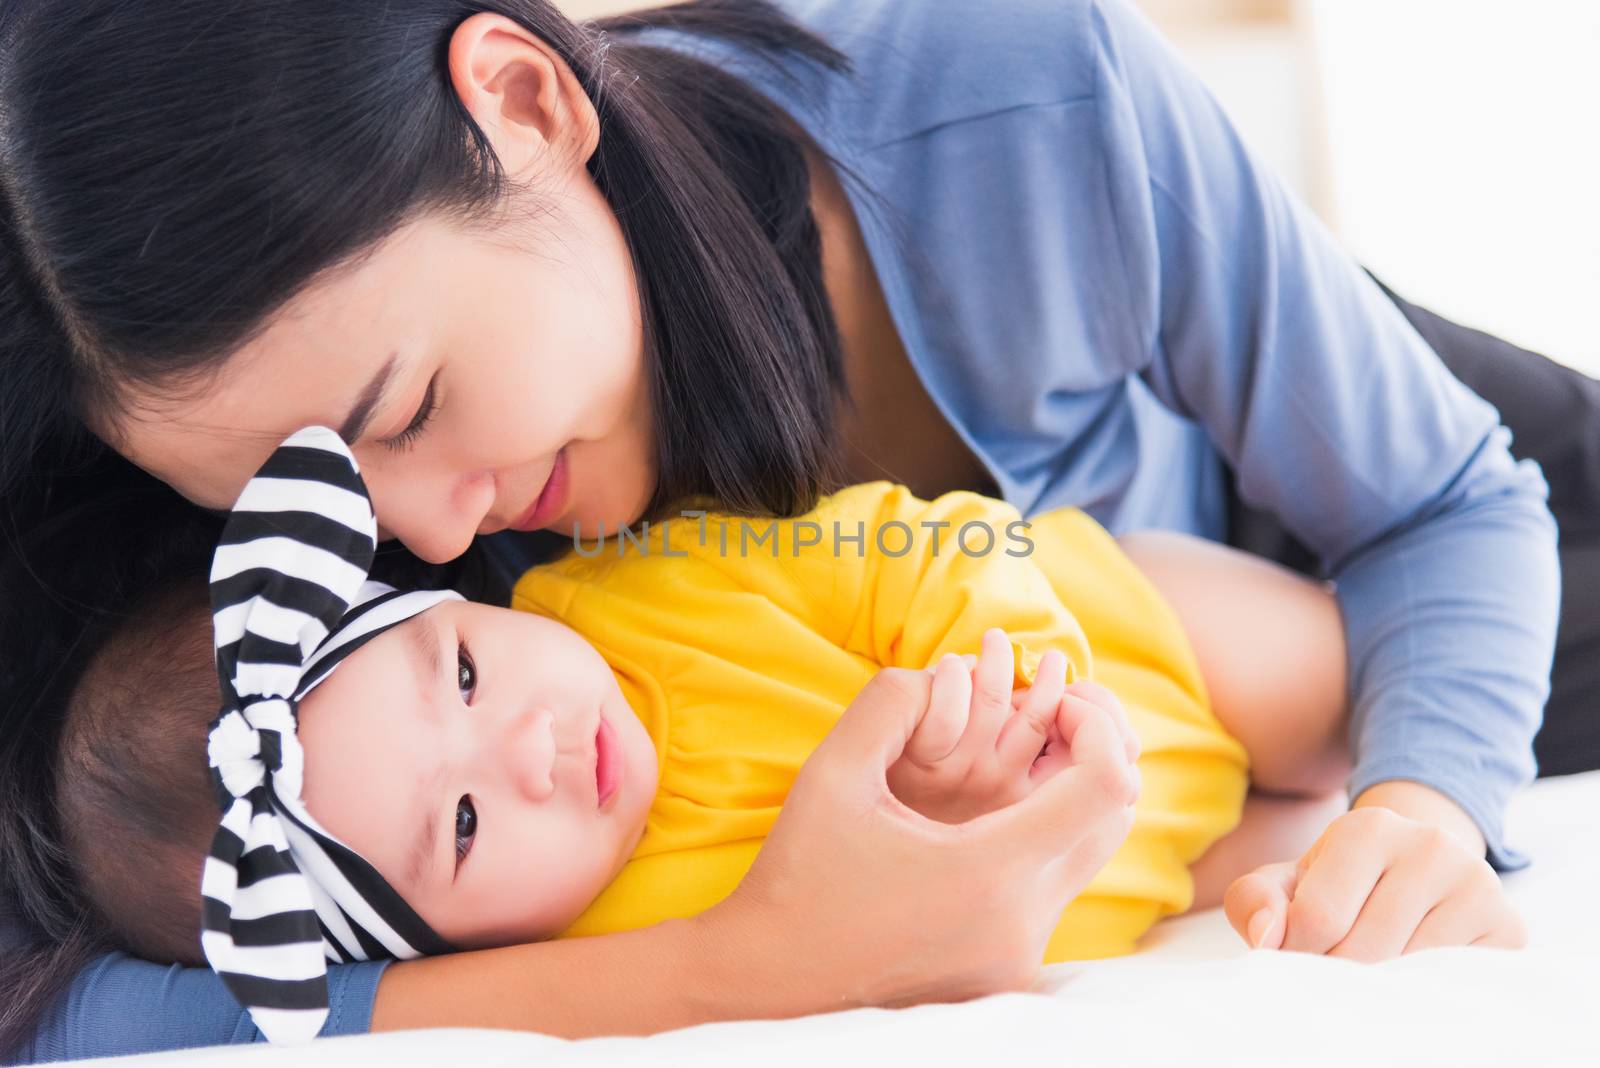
[510,449,571,533]
[595,715,622,810]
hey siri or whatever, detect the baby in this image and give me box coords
[53,427,1346,1043]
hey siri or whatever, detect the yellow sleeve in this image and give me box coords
[682,481,1095,684]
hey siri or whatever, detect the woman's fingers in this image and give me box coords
[985,695,1137,849]
[906,653,972,766]
[1401,895,1511,955]
[1051,689,1139,801]
[1012,700,1140,902]
[995,648,1067,772]
[1063,679,1140,763]
[755,668,1137,1012]
[1224,861,1298,950]
[1279,826,1392,955]
[1326,860,1448,962]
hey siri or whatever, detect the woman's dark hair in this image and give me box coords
[1,0,876,525]
[0,1,882,1054]
[0,459,223,1059]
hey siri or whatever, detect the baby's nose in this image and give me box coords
[501,708,557,803]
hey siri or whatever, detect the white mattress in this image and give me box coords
[92,771,1600,1067]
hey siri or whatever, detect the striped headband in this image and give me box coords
[202,426,462,1044]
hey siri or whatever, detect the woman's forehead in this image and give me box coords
[114,340,402,509]
[109,222,471,504]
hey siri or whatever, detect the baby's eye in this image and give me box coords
[454,797,477,865]
[457,644,477,703]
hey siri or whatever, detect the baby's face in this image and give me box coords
[296,600,658,949]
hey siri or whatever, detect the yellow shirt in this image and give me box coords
[513,482,1248,960]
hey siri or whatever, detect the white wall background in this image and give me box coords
[1308,0,1600,374]
[562,1,1600,375]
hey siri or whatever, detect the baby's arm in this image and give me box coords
[1116,530,1352,797]
[736,484,1129,821]
[1117,531,1351,907]
[712,482,1097,677]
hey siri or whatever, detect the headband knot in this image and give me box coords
[207,705,288,796]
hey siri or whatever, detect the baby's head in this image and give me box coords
[57,423,665,1043]
[60,577,658,967]
[292,592,657,948]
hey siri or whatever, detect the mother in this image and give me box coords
[0,0,1587,1060]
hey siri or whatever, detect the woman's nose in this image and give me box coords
[497,707,558,803]
[365,466,495,564]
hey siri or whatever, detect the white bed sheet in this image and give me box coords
[91,771,1600,1068]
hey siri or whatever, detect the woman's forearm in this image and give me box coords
[371,910,816,1038]
[373,665,1142,1038]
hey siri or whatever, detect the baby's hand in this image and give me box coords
[887,628,1140,823]
[1223,807,1527,960]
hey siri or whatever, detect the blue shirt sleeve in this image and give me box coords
[13,952,386,1063]
[1082,0,1559,867]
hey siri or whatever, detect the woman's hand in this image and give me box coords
[706,653,1140,1011]
[1223,800,1526,961]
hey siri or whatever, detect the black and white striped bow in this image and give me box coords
[202,426,460,1044]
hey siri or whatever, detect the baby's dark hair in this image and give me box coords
[53,576,222,966]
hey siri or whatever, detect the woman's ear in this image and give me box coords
[447,12,601,180]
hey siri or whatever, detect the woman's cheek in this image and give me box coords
[580,431,657,528]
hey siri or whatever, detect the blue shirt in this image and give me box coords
[12,0,1557,1060]
[624,0,1556,864]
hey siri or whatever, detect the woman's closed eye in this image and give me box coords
[378,372,440,453]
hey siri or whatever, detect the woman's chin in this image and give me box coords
[566,467,659,538]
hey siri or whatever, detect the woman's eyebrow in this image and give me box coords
[338,352,401,444]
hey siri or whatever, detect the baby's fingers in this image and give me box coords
[1224,861,1298,950]
[907,653,972,766]
[947,629,1015,762]
[996,649,1068,772]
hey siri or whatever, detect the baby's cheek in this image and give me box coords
[544,866,614,933]
[509,826,627,942]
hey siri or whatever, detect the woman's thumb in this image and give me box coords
[1223,861,1298,950]
[809,667,934,774]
